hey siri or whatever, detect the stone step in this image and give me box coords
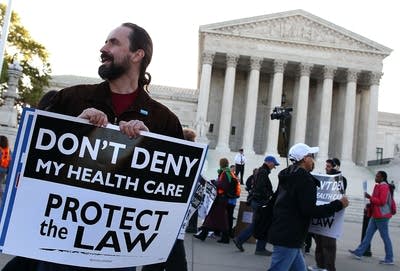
[345,196,400,227]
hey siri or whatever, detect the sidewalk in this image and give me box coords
[0,220,398,270]
[176,220,399,271]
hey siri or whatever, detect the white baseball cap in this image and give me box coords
[288,143,319,162]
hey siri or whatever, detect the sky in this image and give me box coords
[4,0,400,113]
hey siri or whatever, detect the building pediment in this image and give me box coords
[200,10,391,55]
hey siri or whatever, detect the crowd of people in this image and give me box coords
[0,21,397,271]
[189,145,396,271]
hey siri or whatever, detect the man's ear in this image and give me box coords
[132,49,145,62]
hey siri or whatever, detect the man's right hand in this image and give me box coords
[78,108,108,127]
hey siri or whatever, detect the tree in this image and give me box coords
[0,3,51,107]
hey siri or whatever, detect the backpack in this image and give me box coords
[391,199,397,215]
[389,192,397,215]
[388,182,396,215]
[226,173,241,199]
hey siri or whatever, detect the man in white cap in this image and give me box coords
[267,143,349,271]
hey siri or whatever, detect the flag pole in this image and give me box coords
[0,0,14,75]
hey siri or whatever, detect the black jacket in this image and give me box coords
[46,81,184,139]
[268,165,343,248]
[252,163,273,204]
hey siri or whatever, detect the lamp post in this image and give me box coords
[0,59,23,127]
[0,0,14,76]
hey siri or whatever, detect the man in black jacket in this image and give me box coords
[233,156,280,256]
[268,143,349,271]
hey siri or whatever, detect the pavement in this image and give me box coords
[0,220,398,271]
[180,220,400,271]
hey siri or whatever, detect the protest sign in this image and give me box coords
[197,180,217,220]
[0,109,207,268]
[363,180,368,194]
[308,173,345,239]
[178,175,207,239]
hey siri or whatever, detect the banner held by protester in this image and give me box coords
[308,173,345,239]
[197,180,217,220]
[0,108,207,268]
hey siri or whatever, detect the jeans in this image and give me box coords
[236,200,267,251]
[353,218,393,262]
[268,245,306,271]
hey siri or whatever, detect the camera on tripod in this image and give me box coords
[270,106,293,120]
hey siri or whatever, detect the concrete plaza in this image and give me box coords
[0,219,398,271]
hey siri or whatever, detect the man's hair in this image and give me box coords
[326,159,336,167]
[332,157,341,168]
[122,23,153,91]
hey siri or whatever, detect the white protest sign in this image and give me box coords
[308,173,345,239]
[178,175,206,239]
[0,109,207,268]
[197,180,217,220]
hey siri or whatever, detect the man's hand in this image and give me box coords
[119,120,149,138]
[340,196,349,208]
[364,192,371,199]
[78,108,108,127]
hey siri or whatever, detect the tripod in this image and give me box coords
[279,117,290,167]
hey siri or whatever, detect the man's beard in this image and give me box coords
[98,56,130,80]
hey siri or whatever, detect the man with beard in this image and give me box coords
[12,23,185,271]
[267,143,349,271]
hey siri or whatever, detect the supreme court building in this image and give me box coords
[43,10,399,169]
[195,10,393,166]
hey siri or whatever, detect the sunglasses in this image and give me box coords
[304,153,315,159]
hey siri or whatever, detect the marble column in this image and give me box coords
[215,54,239,152]
[292,63,313,144]
[365,72,382,163]
[265,59,286,156]
[195,51,215,142]
[242,57,262,155]
[317,66,336,160]
[341,69,358,162]
[289,74,300,147]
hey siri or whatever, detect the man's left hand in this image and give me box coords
[119,120,149,138]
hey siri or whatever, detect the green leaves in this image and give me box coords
[0,4,51,107]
